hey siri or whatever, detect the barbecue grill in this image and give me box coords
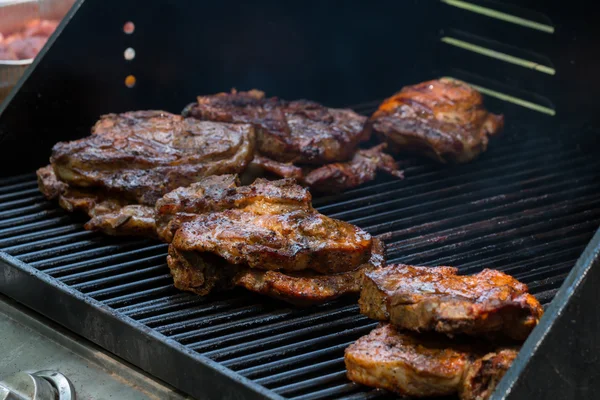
[0,0,599,399]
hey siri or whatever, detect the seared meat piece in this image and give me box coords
[37,166,156,237]
[168,238,385,305]
[344,323,517,399]
[367,78,504,163]
[162,175,383,304]
[249,144,404,193]
[359,265,543,340]
[51,110,255,205]
[155,174,311,242]
[182,89,368,165]
[170,202,371,274]
[460,348,518,400]
[303,144,404,192]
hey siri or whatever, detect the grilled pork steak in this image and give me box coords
[367,78,504,163]
[182,89,368,165]
[359,264,543,340]
[168,238,384,305]
[161,174,384,304]
[344,323,518,399]
[51,110,256,205]
[37,165,156,237]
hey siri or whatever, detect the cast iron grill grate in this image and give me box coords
[0,108,598,399]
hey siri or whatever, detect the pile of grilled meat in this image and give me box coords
[36,78,522,399]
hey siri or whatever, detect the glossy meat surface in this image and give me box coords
[304,144,404,192]
[368,78,504,163]
[155,174,311,242]
[461,348,518,400]
[182,89,368,164]
[345,323,516,399]
[51,110,255,205]
[37,166,156,238]
[359,264,543,340]
[168,238,385,305]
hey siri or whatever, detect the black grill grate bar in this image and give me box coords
[0,208,62,229]
[103,284,178,308]
[0,202,53,219]
[420,231,596,274]
[16,238,111,262]
[291,382,361,400]
[490,247,584,276]
[0,182,39,196]
[172,307,298,344]
[238,342,353,379]
[527,272,569,291]
[204,314,368,361]
[0,216,73,239]
[0,172,41,187]
[71,263,168,291]
[340,155,596,226]
[0,195,45,212]
[59,254,167,283]
[255,357,345,387]
[41,243,167,274]
[86,274,173,300]
[3,230,95,255]
[0,224,82,247]
[224,324,376,371]
[118,293,207,318]
[534,288,560,304]
[387,198,600,258]
[274,371,348,397]
[455,235,592,272]
[516,261,575,284]
[315,140,572,212]
[29,240,159,268]
[157,304,270,335]
[384,182,600,250]
[189,304,358,352]
[0,187,44,202]
[140,296,260,327]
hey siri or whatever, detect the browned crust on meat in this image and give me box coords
[51,110,256,205]
[460,348,518,400]
[304,143,404,192]
[155,174,312,242]
[183,89,368,164]
[368,78,504,164]
[344,323,479,397]
[360,264,543,340]
[37,165,157,238]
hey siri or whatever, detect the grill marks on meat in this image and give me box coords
[368,78,504,163]
[303,144,404,193]
[51,110,256,205]
[182,89,403,191]
[344,323,518,399]
[182,89,368,165]
[37,166,157,237]
[359,265,543,341]
[161,174,384,304]
[169,238,385,305]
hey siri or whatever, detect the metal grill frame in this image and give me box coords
[0,0,599,399]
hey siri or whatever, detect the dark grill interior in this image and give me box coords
[1,104,599,399]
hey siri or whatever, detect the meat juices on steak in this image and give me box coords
[344,323,518,399]
[51,110,256,206]
[167,238,385,305]
[159,174,384,304]
[367,78,504,163]
[155,174,311,242]
[359,265,543,340]
[37,165,157,238]
[182,89,368,165]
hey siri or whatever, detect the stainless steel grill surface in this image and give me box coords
[0,104,598,399]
